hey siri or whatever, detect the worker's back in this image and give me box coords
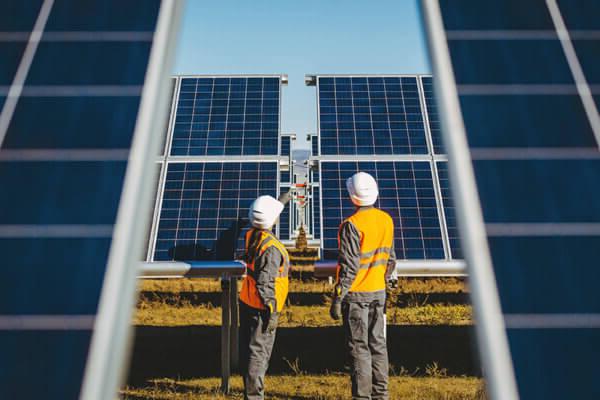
[344,207,394,293]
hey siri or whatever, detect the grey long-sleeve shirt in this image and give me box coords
[253,244,283,310]
[336,208,396,303]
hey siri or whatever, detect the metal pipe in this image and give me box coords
[313,260,467,278]
[139,261,246,278]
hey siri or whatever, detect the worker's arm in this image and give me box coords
[278,187,293,206]
[335,221,361,302]
[385,241,397,283]
[253,245,283,311]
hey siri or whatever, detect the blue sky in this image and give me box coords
[173,0,431,149]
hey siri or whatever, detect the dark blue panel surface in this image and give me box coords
[0,1,44,31]
[474,159,600,223]
[154,162,278,261]
[46,0,160,31]
[436,162,462,259]
[557,0,600,30]
[318,76,428,155]
[0,162,126,224]
[508,329,600,399]
[278,186,290,241]
[27,42,151,85]
[449,40,573,85]
[0,238,110,314]
[440,0,553,30]
[320,161,444,259]
[0,331,91,399]
[421,76,444,153]
[281,135,291,157]
[459,95,597,148]
[4,97,141,149]
[313,186,321,239]
[170,77,281,156]
[0,0,161,397]
[438,1,600,397]
[491,236,600,314]
[311,135,319,156]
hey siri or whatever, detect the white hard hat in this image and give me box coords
[346,172,378,206]
[248,195,284,229]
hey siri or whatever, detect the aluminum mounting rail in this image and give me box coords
[313,260,467,278]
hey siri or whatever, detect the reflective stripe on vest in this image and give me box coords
[337,208,394,293]
[239,228,290,311]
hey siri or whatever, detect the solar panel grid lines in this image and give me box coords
[317,75,429,156]
[170,75,282,157]
[153,161,278,261]
[320,160,445,260]
[428,1,600,398]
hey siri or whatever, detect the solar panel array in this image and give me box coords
[0,0,168,398]
[311,75,459,260]
[149,75,286,261]
[431,0,600,397]
[171,77,280,156]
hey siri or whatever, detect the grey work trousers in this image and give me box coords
[239,301,277,400]
[342,299,389,400]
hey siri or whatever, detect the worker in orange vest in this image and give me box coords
[239,193,291,400]
[330,172,396,400]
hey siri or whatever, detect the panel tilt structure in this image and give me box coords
[0,1,182,399]
[422,0,600,399]
[306,74,461,263]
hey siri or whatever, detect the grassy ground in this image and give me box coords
[133,300,472,327]
[134,277,471,327]
[123,374,485,400]
[138,277,468,294]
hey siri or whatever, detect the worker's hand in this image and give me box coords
[278,187,294,206]
[264,300,278,333]
[329,299,342,321]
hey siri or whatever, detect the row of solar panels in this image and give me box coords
[146,75,461,263]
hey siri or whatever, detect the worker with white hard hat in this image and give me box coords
[239,191,292,400]
[330,172,396,400]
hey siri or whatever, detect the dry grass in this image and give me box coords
[133,300,472,327]
[123,374,486,400]
[138,277,467,295]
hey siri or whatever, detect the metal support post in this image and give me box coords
[229,276,239,370]
[220,276,231,394]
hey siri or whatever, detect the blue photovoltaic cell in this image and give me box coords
[320,161,444,259]
[311,135,319,156]
[281,135,291,157]
[318,76,428,155]
[0,0,161,398]
[421,76,444,153]
[438,0,600,397]
[278,186,290,241]
[436,162,461,259]
[153,162,278,261]
[170,77,280,156]
[312,186,321,239]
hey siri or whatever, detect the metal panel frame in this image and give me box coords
[80,1,185,399]
[420,1,519,399]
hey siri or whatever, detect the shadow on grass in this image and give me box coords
[127,325,481,386]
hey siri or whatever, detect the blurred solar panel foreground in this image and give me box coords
[423,0,600,398]
[0,1,181,399]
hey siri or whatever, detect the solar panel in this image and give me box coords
[436,162,461,259]
[278,185,290,240]
[170,76,282,156]
[152,161,278,261]
[0,1,177,398]
[426,1,600,398]
[320,161,444,259]
[311,185,321,239]
[421,76,445,153]
[311,134,319,156]
[317,76,428,155]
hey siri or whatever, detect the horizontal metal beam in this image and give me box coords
[139,261,245,278]
[313,260,467,278]
[139,259,466,279]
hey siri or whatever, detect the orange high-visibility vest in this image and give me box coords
[337,208,394,293]
[239,228,290,312]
